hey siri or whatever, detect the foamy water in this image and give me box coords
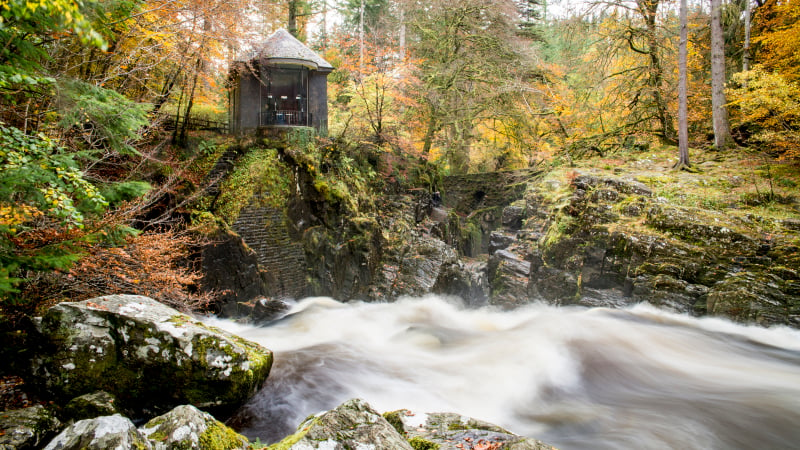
[207,296,800,449]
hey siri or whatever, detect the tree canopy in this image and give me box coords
[1,0,799,318]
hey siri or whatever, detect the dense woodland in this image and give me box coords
[1,0,799,322]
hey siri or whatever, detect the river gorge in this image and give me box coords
[211,295,800,449]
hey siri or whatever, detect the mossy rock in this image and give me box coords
[42,415,150,450]
[646,205,758,254]
[31,295,272,418]
[63,391,120,422]
[707,272,790,325]
[0,405,62,450]
[396,411,558,450]
[408,436,440,450]
[140,404,248,450]
[383,410,408,436]
[268,398,412,450]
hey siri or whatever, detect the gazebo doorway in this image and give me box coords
[260,66,309,126]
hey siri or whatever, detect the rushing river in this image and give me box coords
[207,295,800,449]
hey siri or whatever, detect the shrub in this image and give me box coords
[727,66,800,159]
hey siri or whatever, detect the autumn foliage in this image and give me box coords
[12,227,212,321]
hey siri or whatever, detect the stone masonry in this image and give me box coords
[233,204,307,299]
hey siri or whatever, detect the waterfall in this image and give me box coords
[208,296,800,449]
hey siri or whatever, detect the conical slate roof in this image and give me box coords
[235,28,333,71]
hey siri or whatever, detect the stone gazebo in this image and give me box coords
[228,29,333,134]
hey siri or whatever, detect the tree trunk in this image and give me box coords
[399,6,406,61]
[152,69,180,116]
[359,0,365,75]
[321,0,328,51]
[288,0,298,38]
[178,17,209,145]
[422,114,438,156]
[711,0,732,149]
[743,0,751,71]
[171,85,185,144]
[178,56,202,145]
[639,0,676,143]
[675,0,691,169]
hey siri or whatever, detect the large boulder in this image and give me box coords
[31,295,272,417]
[384,410,557,450]
[139,405,248,450]
[63,391,120,422]
[0,405,61,450]
[42,414,150,450]
[433,259,489,307]
[270,398,413,449]
[488,249,532,308]
[381,235,460,298]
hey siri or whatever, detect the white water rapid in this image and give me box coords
[207,295,800,449]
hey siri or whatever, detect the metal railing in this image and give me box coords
[160,114,228,133]
[260,110,308,126]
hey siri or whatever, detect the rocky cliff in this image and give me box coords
[199,136,799,327]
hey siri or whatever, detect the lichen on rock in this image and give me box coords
[139,404,248,450]
[393,410,557,450]
[0,404,61,450]
[31,295,272,417]
[268,398,413,449]
[42,414,151,450]
[63,391,120,421]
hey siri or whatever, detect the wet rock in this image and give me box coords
[579,288,635,308]
[0,405,61,450]
[63,391,120,422]
[502,206,525,230]
[384,236,459,297]
[577,244,625,290]
[31,295,272,418]
[387,410,557,450]
[631,274,700,314]
[532,267,580,304]
[707,272,790,326]
[488,249,531,308]
[271,398,412,449]
[201,229,272,317]
[251,298,291,324]
[42,415,150,450]
[433,259,489,307]
[139,405,247,450]
[489,231,516,254]
[303,218,383,300]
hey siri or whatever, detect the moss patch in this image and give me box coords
[198,420,248,450]
[382,410,407,436]
[408,436,441,450]
[216,147,291,224]
[266,422,316,450]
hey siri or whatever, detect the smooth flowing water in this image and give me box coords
[208,296,800,449]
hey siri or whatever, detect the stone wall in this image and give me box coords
[232,204,307,299]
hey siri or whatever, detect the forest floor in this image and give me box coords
[553,144,799,222]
